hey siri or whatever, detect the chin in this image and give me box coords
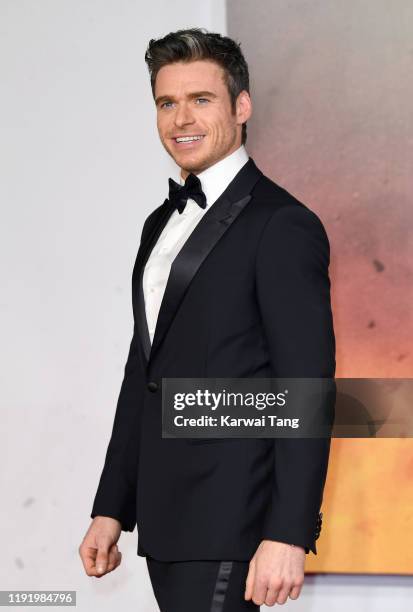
[177,154,208,171]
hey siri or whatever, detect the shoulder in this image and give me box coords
[252,173,330,248]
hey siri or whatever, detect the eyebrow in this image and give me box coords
[155,90,218,106]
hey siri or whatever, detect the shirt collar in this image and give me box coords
[178,145,249,208]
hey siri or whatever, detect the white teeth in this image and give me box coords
[175,135,204,143]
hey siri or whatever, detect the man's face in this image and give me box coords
[154,60,251,179]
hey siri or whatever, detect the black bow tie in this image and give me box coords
[168,173,207,214]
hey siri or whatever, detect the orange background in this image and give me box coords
[228,0,413,573]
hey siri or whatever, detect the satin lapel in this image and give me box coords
[132,198,175,363]
[148,157,263,365]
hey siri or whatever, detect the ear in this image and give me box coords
[236,90,253,125]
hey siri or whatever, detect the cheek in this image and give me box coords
[212,113,229,136]
[207,120,222,141]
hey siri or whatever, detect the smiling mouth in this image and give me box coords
[173,135,206,143]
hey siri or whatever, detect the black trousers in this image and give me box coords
[146,557,260,612]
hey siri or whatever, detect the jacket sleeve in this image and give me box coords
[90,325,142,531]
[90,218,152,531]
[255,203,336,554]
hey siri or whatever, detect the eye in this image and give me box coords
[159,98,209,109]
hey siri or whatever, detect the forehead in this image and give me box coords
[155,60,225,95]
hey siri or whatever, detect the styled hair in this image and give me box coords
[144,27,250,145]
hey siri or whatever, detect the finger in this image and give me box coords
[289,583,303,600]
[244,559,256,600]
[264,586,280,607]
[107,545,122,572]
[106,545,118,571]
[79,545,100,577]
[252,576,270,606]
[95,538,111,575]
[276,582,293,605]
[114,550,122,569]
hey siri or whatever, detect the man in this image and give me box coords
[79,28,335,610]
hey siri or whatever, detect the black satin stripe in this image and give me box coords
[210,560,233,612]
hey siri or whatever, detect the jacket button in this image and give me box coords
[147,381,158,392]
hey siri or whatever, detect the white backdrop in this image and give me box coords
[0,1,411,610]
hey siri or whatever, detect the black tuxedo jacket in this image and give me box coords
[91,156,335,560]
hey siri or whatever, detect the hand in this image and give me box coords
[244,540,305,606]
[79,516,123,578]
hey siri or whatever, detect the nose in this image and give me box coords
[174,102,195,128]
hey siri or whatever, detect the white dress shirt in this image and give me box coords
[143,144,250,344]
